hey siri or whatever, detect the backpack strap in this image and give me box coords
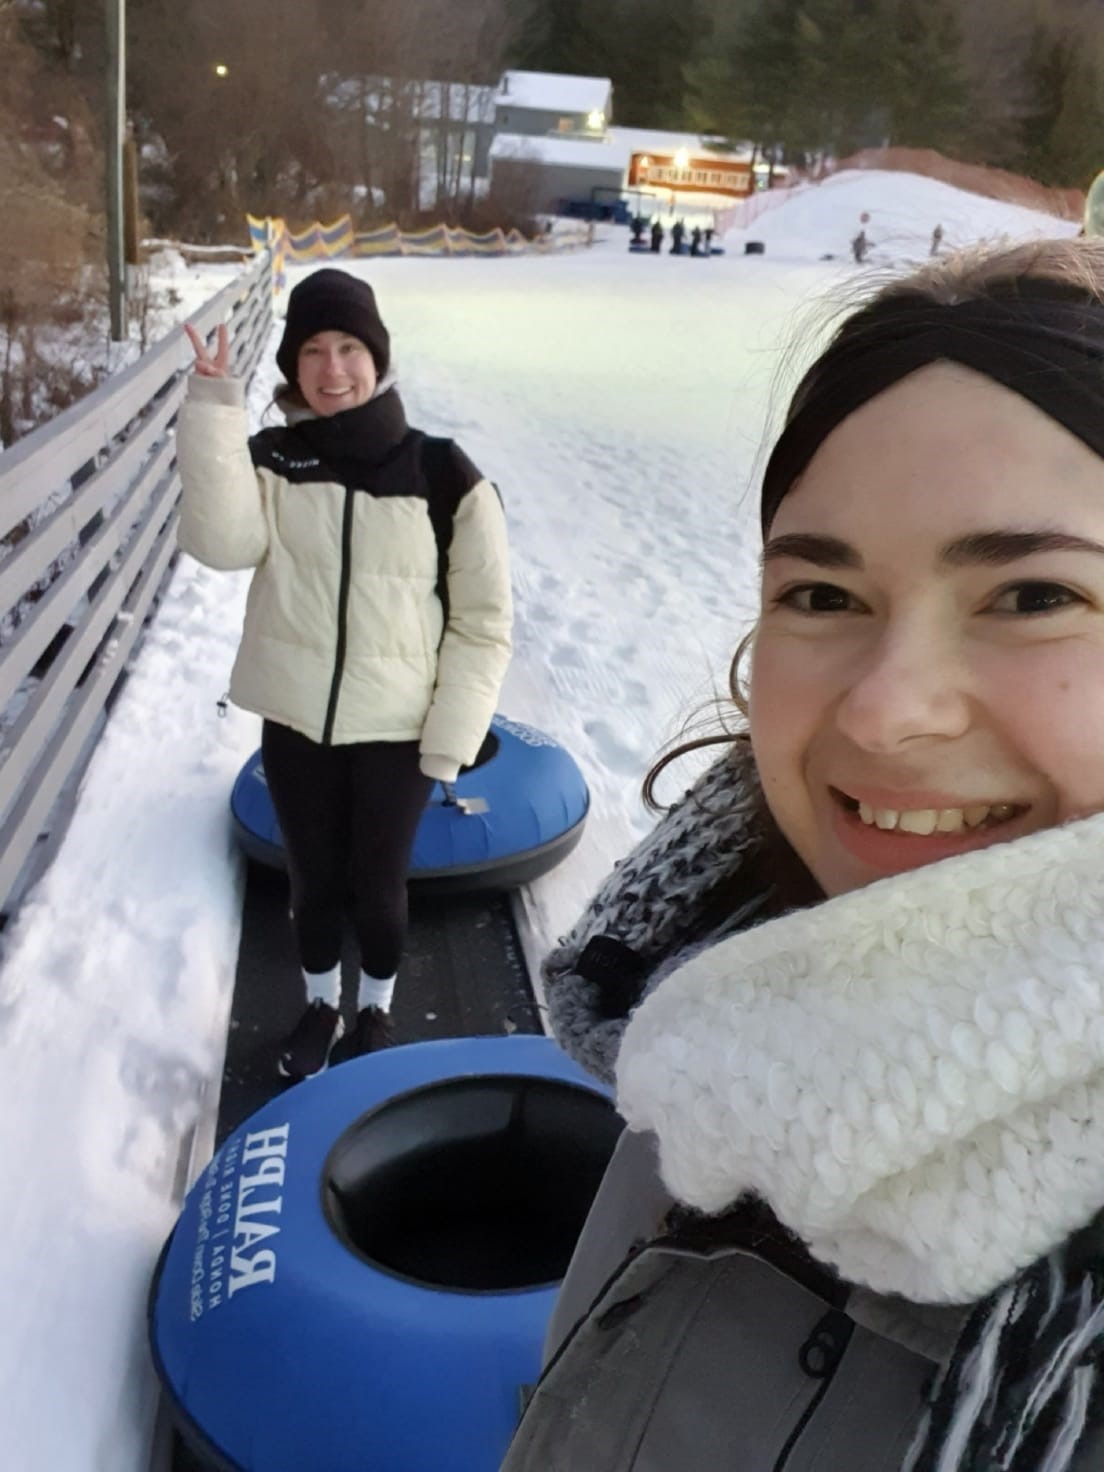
[418,434,465,632]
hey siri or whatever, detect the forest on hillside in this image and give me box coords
[8,0,1104,247]
[517,0,1104,188]
[4,0,1104,441]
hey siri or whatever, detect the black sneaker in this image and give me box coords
[330,1005,394,1065]
[277,999,344,1080]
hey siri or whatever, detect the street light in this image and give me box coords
[586,109,605,132]
[214,63,229,77]
[106,0,126,341]
[674,147,690,171]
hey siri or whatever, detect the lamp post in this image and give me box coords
[105,0,126,341]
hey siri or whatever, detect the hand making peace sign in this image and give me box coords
[184,321,231,378]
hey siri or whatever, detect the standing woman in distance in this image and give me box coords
[503,237,1104,1471]
[177,268,512,1081]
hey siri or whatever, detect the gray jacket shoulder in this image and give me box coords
[544,1128,673,1363]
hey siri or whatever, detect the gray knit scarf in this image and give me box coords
[543,737,772,1087]
[543,741,1104,1472]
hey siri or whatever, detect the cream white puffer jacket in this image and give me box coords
[175,374,512,774]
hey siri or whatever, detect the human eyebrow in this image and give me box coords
[760,533,863,570]
[941,530,1104,566]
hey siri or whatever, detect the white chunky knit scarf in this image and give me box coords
[616,807,1104,1308]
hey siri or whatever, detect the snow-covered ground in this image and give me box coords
[0,170,1077,1471]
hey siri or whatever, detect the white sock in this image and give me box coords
[358,970,396,1012]
[302,962,341,1008]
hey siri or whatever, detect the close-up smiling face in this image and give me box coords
[749,359,1104,898]
[296,329,378,416]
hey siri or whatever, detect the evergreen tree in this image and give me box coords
[1038,44,1104,187]
[685,0,802,161]
[510,0,598,76]
[610,0,705,126]
[791,0,894,158]
[954,0,1036,169]
[887,0,969,152]
[1017,3,1104,186]
[512,0,704,127]
[1021,22,1077,178]
[692,0,891,166]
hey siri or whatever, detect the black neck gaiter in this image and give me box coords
[760,292,1104,535]
[293,385,411,471]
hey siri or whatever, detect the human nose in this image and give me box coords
[833,618,972,752]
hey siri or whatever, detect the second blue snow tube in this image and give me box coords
[230,713,590,894]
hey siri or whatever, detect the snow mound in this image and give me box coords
[733,168,1078,266]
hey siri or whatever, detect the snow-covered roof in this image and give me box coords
[490,132,628,172]
[489,128,749,174]
[495,71,612,116]
[607,127,755,163]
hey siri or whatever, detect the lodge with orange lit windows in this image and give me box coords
[486,69,782,223]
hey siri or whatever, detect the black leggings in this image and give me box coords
[261,721,433,978]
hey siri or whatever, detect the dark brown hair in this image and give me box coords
[643,235,1104,817]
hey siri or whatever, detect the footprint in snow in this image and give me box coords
[550,643,585,670]
[584,719,643,777]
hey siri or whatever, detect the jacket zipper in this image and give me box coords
[322,486,355,746]
[771,1309,854,1471]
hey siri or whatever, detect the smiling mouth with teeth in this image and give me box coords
[835,791,1025,835]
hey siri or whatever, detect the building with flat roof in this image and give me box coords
[490,113,768,219]
[331,66,778,223]
[489,132,626,217]
[484,70,783,221]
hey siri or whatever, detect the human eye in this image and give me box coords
[771,582,865,614]
[987,581,1087,615]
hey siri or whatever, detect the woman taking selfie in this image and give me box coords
[504,237,1104,1471]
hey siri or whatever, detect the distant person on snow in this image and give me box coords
[670,220,686,255]
[650,220,664,253]
[179,268,513,1081]
[704,226,715,254]
[931,222,944,256]
[690,226,703,257]
[851,227,870,263]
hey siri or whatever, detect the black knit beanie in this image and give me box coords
[275,268,391,384]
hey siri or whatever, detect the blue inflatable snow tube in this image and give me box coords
[230,714,589,894]
[149,1035,623,1472]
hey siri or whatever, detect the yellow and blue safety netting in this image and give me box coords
[247,214,577,287]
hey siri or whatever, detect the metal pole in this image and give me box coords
[123,130,140,266]
[105,0,126,341]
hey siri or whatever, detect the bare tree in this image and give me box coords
[0,9,105,442]
[320,0,522,225]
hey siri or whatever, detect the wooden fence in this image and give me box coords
[0,251,273,918]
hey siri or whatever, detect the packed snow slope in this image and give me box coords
[0,170,1076,1471]
[737,166,1077,265]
